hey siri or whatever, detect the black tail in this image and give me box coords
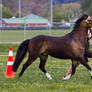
[12,39,30,72]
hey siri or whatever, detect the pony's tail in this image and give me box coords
[12,39,30,72]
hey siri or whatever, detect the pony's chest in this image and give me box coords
[71,40,85,56]
[71,40,84,50]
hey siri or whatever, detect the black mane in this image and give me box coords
[73,14,88,31]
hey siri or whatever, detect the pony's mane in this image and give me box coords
[72,14,88,31]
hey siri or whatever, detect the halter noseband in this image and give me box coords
[85,16,92,24]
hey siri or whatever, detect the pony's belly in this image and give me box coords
[50,55,70,59]
[49,52,72,59]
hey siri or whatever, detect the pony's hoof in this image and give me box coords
[62,74,71,80]
[45,72,52,80]
[62,76,66,80]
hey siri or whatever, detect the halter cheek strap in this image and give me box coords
[88,29,92,39]
[85,19,89,23]
[85,16,92,24]
[85,17,89,23]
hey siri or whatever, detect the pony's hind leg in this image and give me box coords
[19,55,37,77]
[39,53,52,80]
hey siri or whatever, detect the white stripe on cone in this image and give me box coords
[7,62,13,65]
[9,51,13,56]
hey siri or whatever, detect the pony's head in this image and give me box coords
[74,14,92,29]
[82,14,92,28]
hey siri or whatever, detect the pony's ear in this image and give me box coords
[81,14,88,20]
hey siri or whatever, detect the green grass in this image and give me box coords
[0,55,92,92]
[0,29,92,44]
[0,29,70,42]
[0,29,92,92]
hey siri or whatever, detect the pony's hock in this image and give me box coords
[12,14,92,80]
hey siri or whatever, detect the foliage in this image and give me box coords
[81,0,92,16]
[53,6,63,22]
[53,3,81,22]
[0,5,13,18]
[61,3,81,20]
[2,0,82,19]
[3,0,18,14]
[86,6,92,16]
[15,11,24,18]
[3,0,47,16]
[81,0,91,12]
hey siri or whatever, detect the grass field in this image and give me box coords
[0,29,70,43]
[0,29,92,92]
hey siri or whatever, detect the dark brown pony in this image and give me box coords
[12,14,92,80]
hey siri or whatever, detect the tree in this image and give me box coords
[53,6,63,22]
[81,0,91,12]
[15,11,24,18]
[2,0,48,17]
[3,0,17,14]
[53,3,81,22]
[61,3,81,20]
[1,5,13,18]
[87,6,92,16]
[81,0,92,16]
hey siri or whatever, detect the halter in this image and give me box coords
[88,29,92,39]
[85,16,92,24]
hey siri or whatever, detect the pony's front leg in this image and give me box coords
[79,57,92,78]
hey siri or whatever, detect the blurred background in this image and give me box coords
[0,0,92,43]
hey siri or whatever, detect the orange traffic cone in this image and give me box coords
[5,47,15,78]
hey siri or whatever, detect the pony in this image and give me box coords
[12,14,92,80]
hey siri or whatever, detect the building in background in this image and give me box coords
[2,13,49,28]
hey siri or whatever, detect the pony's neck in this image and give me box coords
[72,25,88,45]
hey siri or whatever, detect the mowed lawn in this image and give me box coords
[0,29,70,43]
[0,30,92,92]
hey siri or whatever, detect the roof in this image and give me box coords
[3,18,24,24]
[3,14,49,24]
